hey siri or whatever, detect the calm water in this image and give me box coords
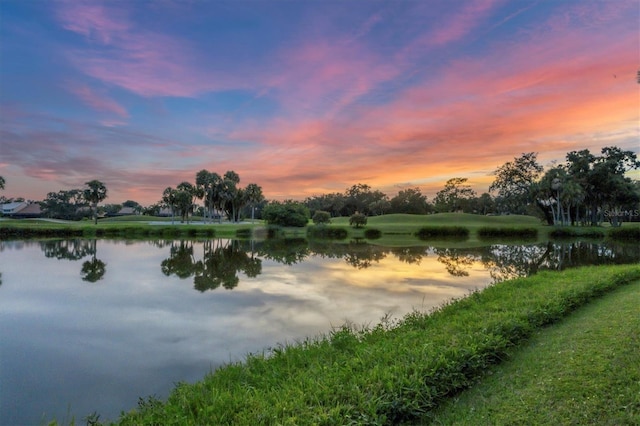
[1,238,638,424]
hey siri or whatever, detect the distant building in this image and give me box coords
[106,206,140,217]
[1,202,42,218]
[2,201,28,215]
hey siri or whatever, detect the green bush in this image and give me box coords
[477,227,538,239]
[262,201,310,227]
[549,228,605,239]
[415,226,469,239]
[312,210,331,225]
[349,212,368,228]
[364,228,382,239]
[607,227,640,241]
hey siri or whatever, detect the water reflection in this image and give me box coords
[31,239,640,292]
[1,237,638,425]
[40,239,107,282]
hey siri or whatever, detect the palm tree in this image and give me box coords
[245,183,264,223]
[84,180,108,225]
[162,187,178,225]
[196,170,212,223]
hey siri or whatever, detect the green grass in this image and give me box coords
[75,264,640,425]
[431,279,640,425]
[3,213,638,244]
[0,219,258,239]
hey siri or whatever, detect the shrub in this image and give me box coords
[364,228,382,239]
[607,227,640,241]
[549,228,605,239]
[349,212,368,228]
[415,226,469,239]
[262,201,310,227]
[312,210,331,225]
[477,227,538,239]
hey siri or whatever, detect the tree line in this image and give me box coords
[302,145,639,227]
[1,145,637,226]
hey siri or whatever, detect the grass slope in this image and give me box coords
[431,280,640,425]
[87,264,640,425]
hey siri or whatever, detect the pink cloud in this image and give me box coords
[211,4,638,201]
[56,2,242,97]
[56,1,130,44]
[67,83,128,118]
[428,0,502,46]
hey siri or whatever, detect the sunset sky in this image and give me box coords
[1,0,638,205]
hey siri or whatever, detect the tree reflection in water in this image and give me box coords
[433,248,477,277]
[81,240,106,283]
[33,238,640,290]
[39,239,107,282]
[160,239,262,291]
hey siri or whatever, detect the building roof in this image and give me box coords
[2,201,28,214]
[14,203,42,216]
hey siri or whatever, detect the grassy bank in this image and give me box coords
[2,213,638,243]
[431,279,640,424]
[78,264,639,425]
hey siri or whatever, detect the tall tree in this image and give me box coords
[196,169,213,223]
[390,188,428,214]
[564,147,639,225]
[162,187,178,224]
[41,189,87,220]
[343,183,388,216]
[83,180,108,225]
[244,183,264,223]
[176,181,196,223]
[0,175,5,191]
[434,178,476,212]
[490,152,542,214]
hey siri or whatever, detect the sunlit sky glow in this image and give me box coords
[1,0,638,205]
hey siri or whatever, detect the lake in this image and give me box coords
[1,238,638,424]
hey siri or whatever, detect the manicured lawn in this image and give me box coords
[430,279,640,425]
[2,213,637,243]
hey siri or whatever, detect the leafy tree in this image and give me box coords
[122,200,142,214]
[342,184,388,216]
[175,182,196,223]
[349,212,368,228]
[434,178,476,212]
[102,203,123,216]
[0,176,5,190]
[41,189,88,220]
[262,201,310,227]
[312,210,331,225]
[536,167,585,225]
[490,152,543,214]
[305,193,346,218]
[84,180,108,224]
[143,203,162,216]
[472,193,495,215]
[563,147,639,226]
[389,188,428,214]
[369,198,391,216]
